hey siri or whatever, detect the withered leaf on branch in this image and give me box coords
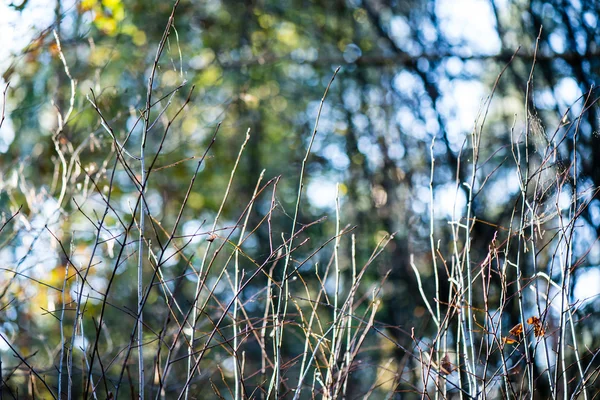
[527,316,545,338]
[439,354,456,375]
[509,323,523,337]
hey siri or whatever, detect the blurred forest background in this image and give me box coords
[0,0,599,398]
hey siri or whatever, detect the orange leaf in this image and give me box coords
[509,323,523,336]
[527,316,545,337]
[533,324,545,337]
[503,336,517,344]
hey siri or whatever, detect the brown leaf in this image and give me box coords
[509,323,523,336]
[502,336,517,345]
[440,354,455,375]
[527,316,545,337]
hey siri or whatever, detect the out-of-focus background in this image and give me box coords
[0,0,599,398]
